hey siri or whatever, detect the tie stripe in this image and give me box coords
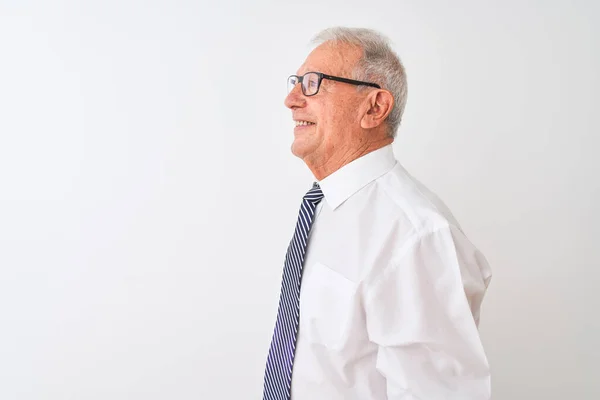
[263,183,324,400]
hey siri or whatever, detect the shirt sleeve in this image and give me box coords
[364,225,492,400]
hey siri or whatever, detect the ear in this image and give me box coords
[360,90,394,130]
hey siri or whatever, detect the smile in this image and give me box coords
[294,120,316,127]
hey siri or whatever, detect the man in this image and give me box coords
[263,27,492,400]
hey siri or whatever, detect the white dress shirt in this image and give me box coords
[290,144,492,400]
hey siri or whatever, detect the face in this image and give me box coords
[284,42,367,165]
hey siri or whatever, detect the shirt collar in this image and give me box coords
[317,144,397,210]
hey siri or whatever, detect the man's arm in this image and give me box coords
[364,225,492,400]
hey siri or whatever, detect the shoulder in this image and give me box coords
[367,162,461,236]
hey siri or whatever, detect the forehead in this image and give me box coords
[296,42,363,77]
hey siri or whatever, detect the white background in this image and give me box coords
[1,0,598,399]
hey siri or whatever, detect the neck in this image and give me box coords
[306,137,394,180]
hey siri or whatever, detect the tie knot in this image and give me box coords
[304,182,324,205]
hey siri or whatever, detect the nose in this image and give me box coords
[284,82,306,110]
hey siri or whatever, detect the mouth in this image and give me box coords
[294,120,316,129]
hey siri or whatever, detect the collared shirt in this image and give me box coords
[290,144,492,400]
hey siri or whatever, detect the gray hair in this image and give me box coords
[312,27,408,138]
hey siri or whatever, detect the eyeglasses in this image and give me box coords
[287,71,381,97]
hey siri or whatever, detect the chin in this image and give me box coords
[291,138,314,160]
[290,141,305,159]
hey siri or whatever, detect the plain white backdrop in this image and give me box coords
[0,0,598,399]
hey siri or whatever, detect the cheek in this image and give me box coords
[321,102,348,125]
[329,100,360,126]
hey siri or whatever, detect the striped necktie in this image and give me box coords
[263,182,324,400]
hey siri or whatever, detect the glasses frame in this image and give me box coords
[288,71,381,97]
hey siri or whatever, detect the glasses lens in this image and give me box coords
[303,73,320,95]
[287,76,299,94]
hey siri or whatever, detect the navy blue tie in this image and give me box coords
[263,182,324,400]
